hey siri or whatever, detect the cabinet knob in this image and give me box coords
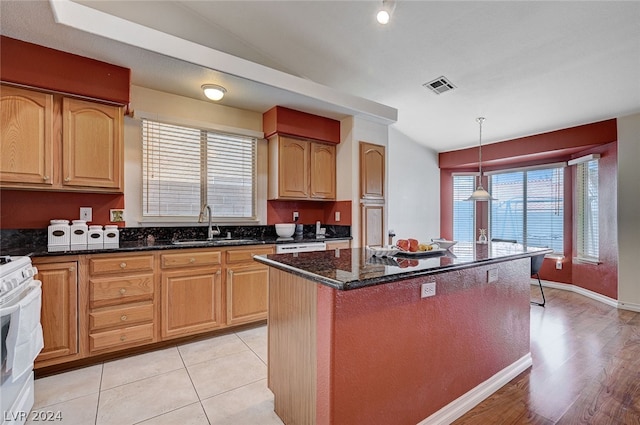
[69,267,75,272]
[120,315,127,321]
[120,262,127,269]
[189,258,195,263]
[119,288,126,295]
[43,176,50,181]
[120,335,126,342]
[64,177,71,182]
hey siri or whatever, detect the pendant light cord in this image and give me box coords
[477,117,485,184]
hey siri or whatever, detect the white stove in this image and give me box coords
[1,255,43,425]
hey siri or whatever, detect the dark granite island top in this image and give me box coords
[258,242,552,425]
[253,241,552,290]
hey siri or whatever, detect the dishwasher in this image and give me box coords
[275,242,327,254]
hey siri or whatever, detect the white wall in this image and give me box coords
[387,127,440,243]
[123,85,266,226]
[617,112,640,309]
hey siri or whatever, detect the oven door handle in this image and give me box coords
[0,280,42,317]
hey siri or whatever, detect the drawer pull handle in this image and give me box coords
[119,288,126,295]
[120,315,127,321]
[64,177,70,182]
[189,257,195,263]
[120,335,126,342]
[43,176,50,181]
[120,262,127,269]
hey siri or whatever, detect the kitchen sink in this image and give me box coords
[171,238,262,246]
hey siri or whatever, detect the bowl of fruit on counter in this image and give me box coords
[395,238,446,256]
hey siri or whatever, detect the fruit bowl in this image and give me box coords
[431,238,458,250]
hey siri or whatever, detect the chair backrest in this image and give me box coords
[531,254,545,275]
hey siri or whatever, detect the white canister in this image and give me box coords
[103,225,120,249]
[48,219,70,252]
[88,225,104,248]
[70,220,88,251]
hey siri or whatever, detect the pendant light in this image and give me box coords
[466,117,496,201]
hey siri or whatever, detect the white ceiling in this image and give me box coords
[2,0,639,152]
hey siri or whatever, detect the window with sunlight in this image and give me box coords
[142,119,257,220]
[452,175,476,242]
[576,160,599,261]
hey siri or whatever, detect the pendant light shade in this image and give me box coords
[466,117,496,202]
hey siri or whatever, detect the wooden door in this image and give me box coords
[161,267,222,339]
[278,136,309,198]
[62,97,123,191]
[226,264,269,326]
[310,142,336,199]
[0,85,54,186]
[361,204,385,247]
[360,142,385,200]
[35,261,79,365]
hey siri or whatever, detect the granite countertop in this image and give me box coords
[253,242,553,290]
[0,234,351,258]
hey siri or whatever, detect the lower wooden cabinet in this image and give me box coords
[226,265,269,326]
[161,266,223,339]
[34,260,80,368]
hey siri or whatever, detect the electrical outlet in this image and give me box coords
[556,260,563,270]
[293,211,299,221]
[421,282,436,298]
[335,211,341,222]
[487,268,498,283]
[80,207,92,222]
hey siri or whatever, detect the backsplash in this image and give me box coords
[0,225,351,253]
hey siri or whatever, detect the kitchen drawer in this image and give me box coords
[161,250,221,269]
[89,255,154,275]
[225,246,274,264]
[89,323,154,353]
[325,240,351,250]
[90,302,154,331]
[90,274,154,308]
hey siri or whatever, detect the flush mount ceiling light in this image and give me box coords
[466,117,496,202]
[202,84,226,101]
[376,0,396,25]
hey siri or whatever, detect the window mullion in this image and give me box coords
[200,130,208,209]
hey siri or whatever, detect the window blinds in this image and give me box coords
[142,119,256,219]
[490,166,564,253]
[576,160,599,260]
[453,175,476,242]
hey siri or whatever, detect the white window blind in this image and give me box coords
[576,160,599,260]
[142,119,256,220]
[490,166,564,253]
[453,175,476,242]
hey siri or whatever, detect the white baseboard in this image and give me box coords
[417,354,533,425]
[531,279,640,311]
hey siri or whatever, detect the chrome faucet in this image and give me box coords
[198,204,220,240]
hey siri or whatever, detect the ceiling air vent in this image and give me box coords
[423,76,456,94]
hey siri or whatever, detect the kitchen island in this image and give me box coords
[254,242,552,425]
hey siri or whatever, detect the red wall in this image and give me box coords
[267,200,351,226]
[0,190,124,229]
[439,120,618,298]
[316,258,531,424]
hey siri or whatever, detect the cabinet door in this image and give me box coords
[310,142,336,199]
[226,264,269,326]
[278,137,309,198]
[360,142,385,200]
[361,204,385,248]
[0,85,54,186]
[161,267,223,339]
[35,261,79,365]
[62,97,123,191]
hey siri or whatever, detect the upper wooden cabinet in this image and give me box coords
[62,98,123,190]
[0,84,124,193]
[360,142,385,200]
[268,135,336,200]
[0,85,54,186]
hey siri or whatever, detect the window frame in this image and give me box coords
[452,173,478,243]
[141,117,259,224]
[575,159,600,263]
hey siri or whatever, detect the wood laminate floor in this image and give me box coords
[455,286,640,425]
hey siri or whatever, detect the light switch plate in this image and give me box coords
[487,268,498,283]
[80,207,92,222]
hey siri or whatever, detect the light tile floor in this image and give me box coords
[28,325,284,425]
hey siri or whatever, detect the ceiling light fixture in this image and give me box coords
[376,0,395,25]
[202,84,227,101]
[466,117,496,202]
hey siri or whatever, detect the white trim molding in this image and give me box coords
[417,354,532,425]
[533,279,618,308]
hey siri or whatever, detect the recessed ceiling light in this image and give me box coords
[202,84,227,101]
